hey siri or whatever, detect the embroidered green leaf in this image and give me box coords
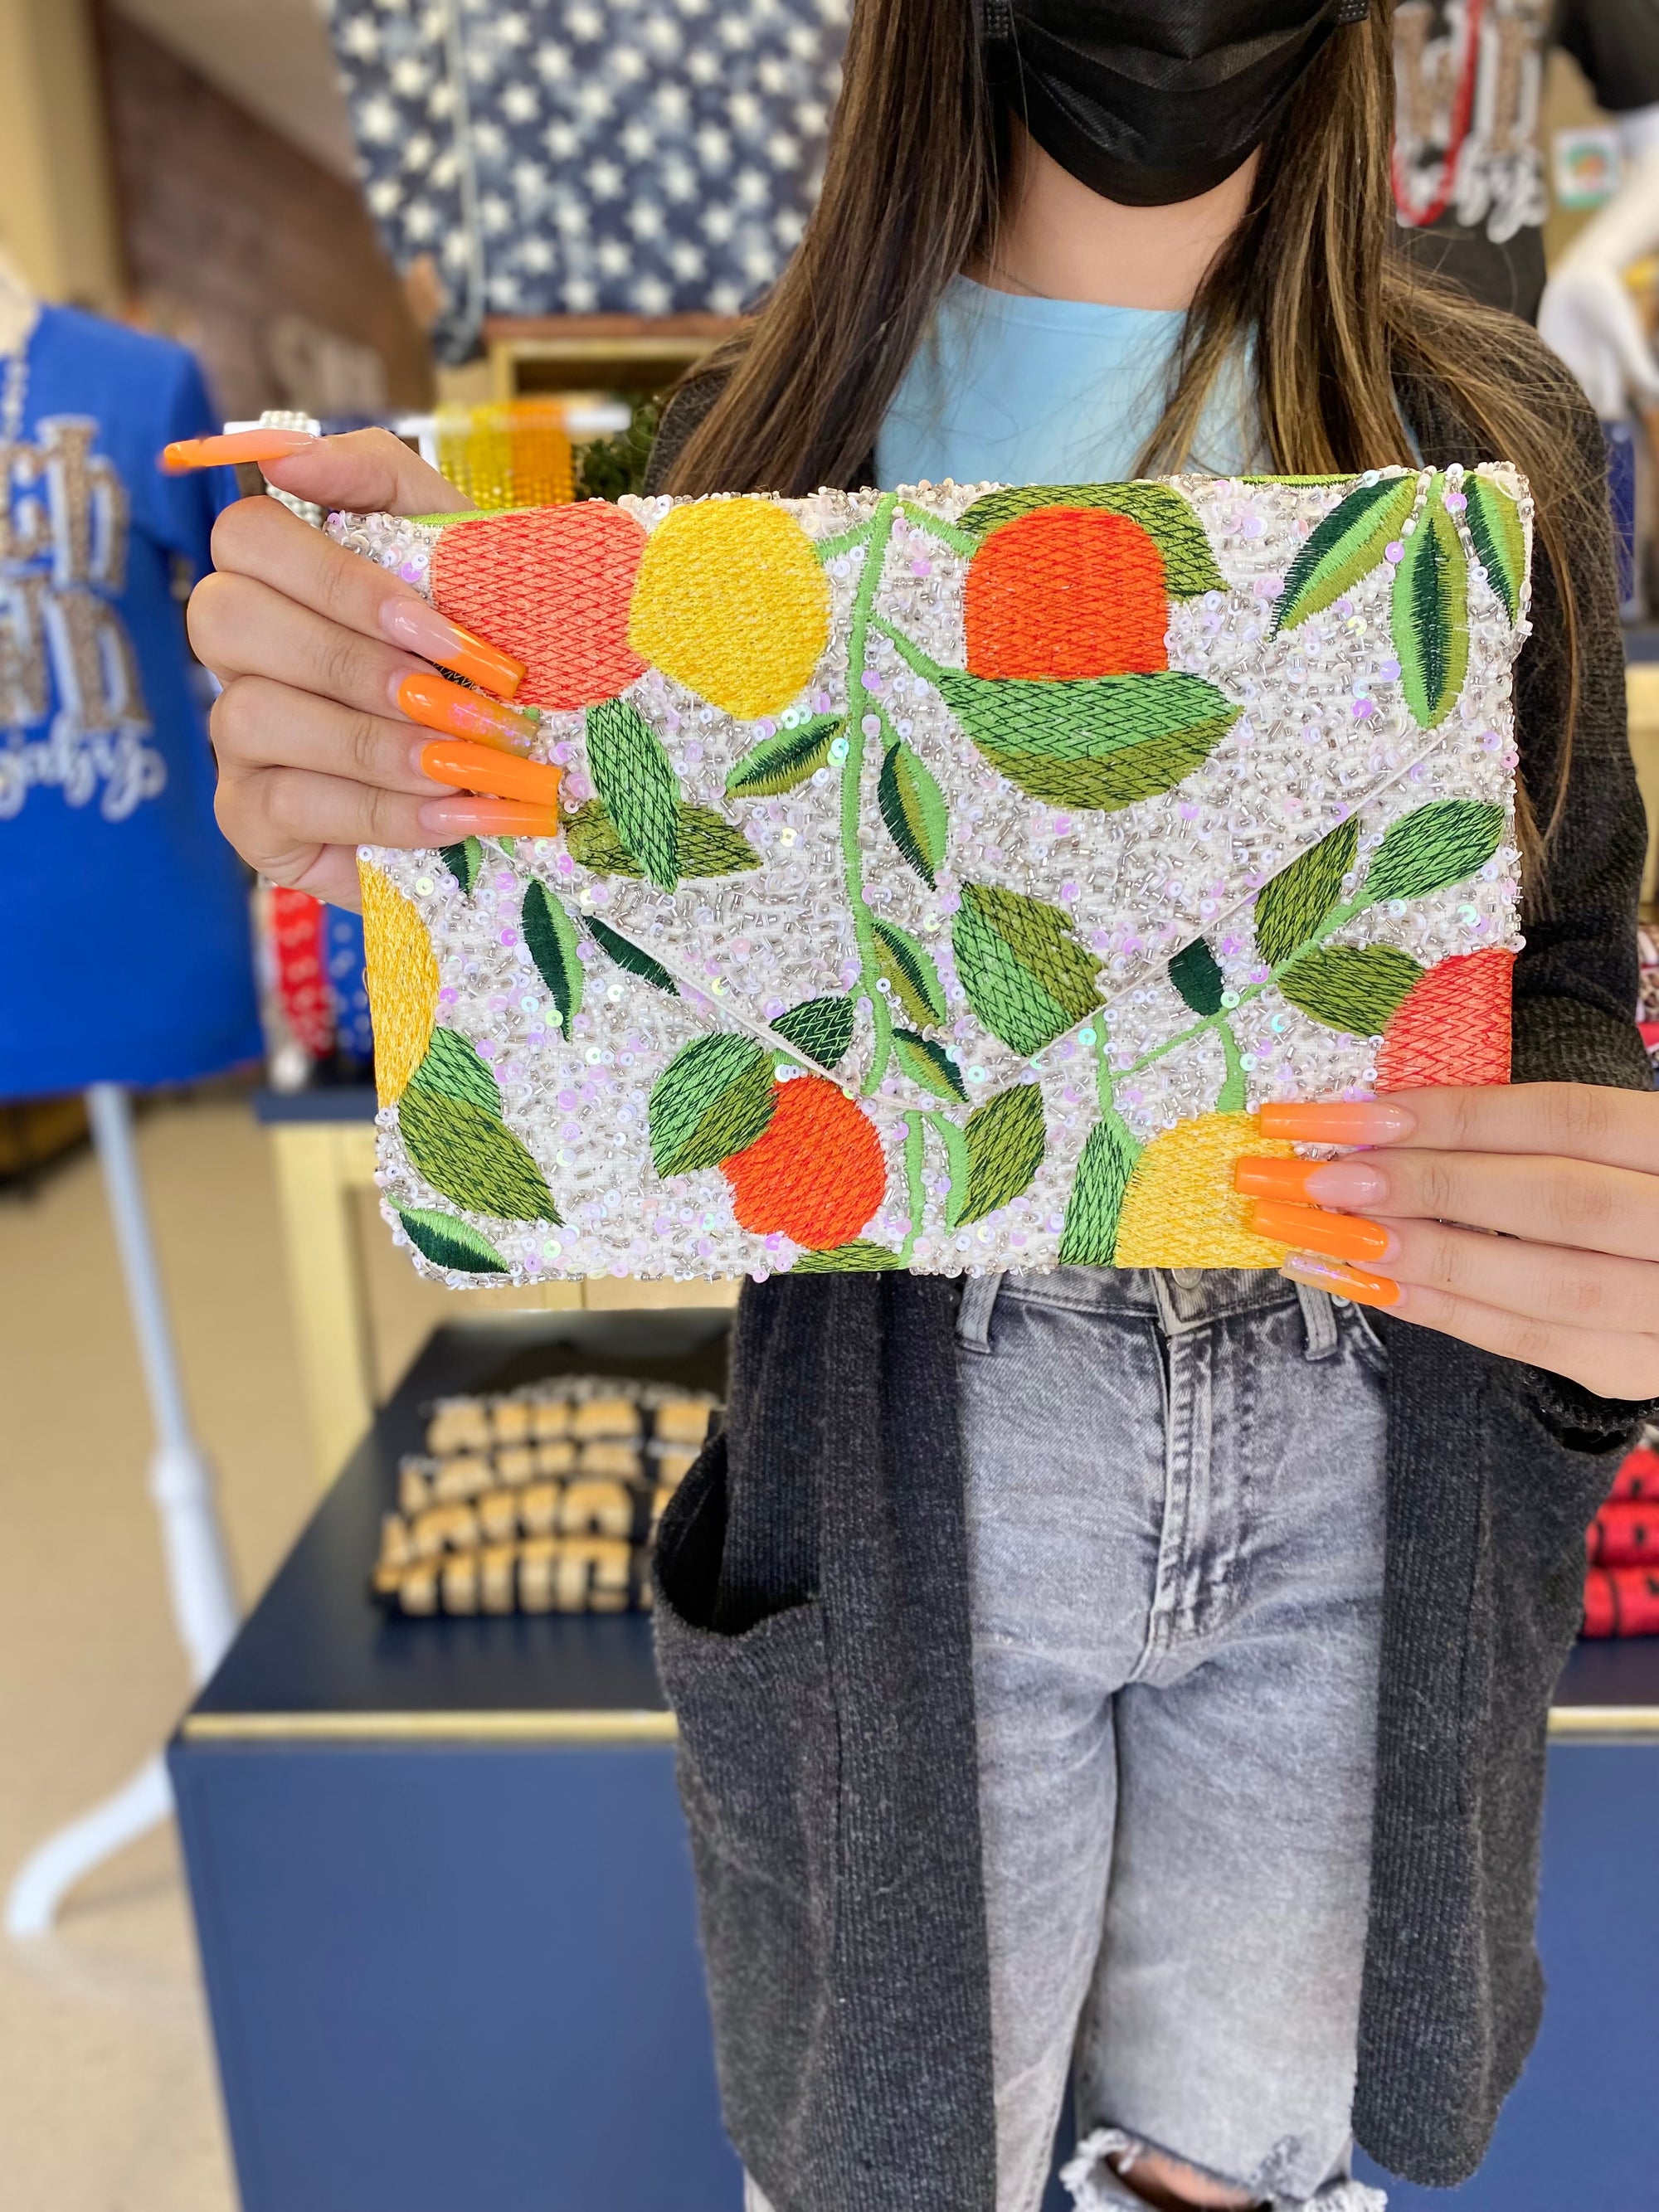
[439,838,484,894]
[585,695,681,889]
[583,914,679,994]
[1272,474,1419,633]
[893,1028,968,1101]
[725,715,841,797]
[933,668,1237,811]
[1168,936,1225,1018]
[648,1034,776,1178]
[564,800,759,879]
[873,918,946,1027]
[1361,800,1506,906]
[1278,946,1424,1036]
[957,484,1226,597]
[952,882,1102,1057]
[521,881,584,1033]
[495,835,518,857]
[397,1207,510,1276]
[674,805,762,878]
[398,1087,561,1222]
[1392,484,1469,729]
[790,1239,904,1272]
[954,1084,1045,1226]
[1253,817,1360,967]
[410,1025,501,1116]
[878,741,949,887]
[1462,476,1526,623]
[773,994,854,1069]
[1058,1116,1140,1265]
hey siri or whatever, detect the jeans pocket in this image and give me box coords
[1340,1298,1392,1378]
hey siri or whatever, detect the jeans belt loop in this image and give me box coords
[957,1271,1003,1349]
[1294,1277,1341,1360]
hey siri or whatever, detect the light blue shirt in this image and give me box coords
[874,275,1260,492]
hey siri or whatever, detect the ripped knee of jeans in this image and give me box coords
[1060,2126,1389,2212]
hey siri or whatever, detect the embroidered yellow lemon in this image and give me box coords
[359,862,440,1106]
[1111,1111,1297,1268]
[626,498,831,720]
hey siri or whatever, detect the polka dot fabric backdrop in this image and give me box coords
[328,0,849,362]
[331,464,1530,1285]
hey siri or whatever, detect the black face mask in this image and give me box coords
[980,0,1369,208]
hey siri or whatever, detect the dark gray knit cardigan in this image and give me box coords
[647,338,1658,2210]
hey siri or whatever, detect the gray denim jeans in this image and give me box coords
[748,1266,1389,2212]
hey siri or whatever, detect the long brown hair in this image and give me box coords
[665,2,1606,873]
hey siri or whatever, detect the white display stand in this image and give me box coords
[6,1084,240,1937]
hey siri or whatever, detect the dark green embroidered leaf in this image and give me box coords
[1278,946,1424,1036]
[1462,476,1526,624]
[521,881,584,1033]
[1273,474,1419,634]
[934,668,1237,810]
[873,918,946,1027]
[410,1025,501,1116]
[773,994,854,1068]
[583,914,679,994]
[790,1239,904,1272]
[878,741,949,887]
[957,484,1226,597]
[955,1084,1045,1226]
[1361,800,1506,906]
[1058,1116,1140,1265]
[952,883,1102,1057]
[398,1087,561,1222]
[893,1028,968,1101]
[397,1206,510,1276]
[440,838,484,893]
[563,800,759,879]
[1392,484,1469,730]
[725,715,842,797]
[584,695,681,889]
[648,1034,776,1178]
[1168,936,1225,1018]
[1253,817,1360,968]
[674,805,762,878]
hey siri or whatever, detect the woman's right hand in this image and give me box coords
[187,428,543,911]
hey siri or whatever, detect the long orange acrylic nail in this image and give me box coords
[1258,1100,1416,1145]
[396,671,540,755]
[1249,1199,1393,1265]
[419,795,563,838]
[1279,1253,1402,1310]
[159,428,317,472]
[381,598,525,699]
[420,740,562,808]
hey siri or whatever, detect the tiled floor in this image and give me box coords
[0,1091,465,2212]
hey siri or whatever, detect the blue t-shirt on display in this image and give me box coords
[875,275,1260,491]
[0,304,260,1098]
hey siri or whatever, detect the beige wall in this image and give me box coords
[0,0,122,309]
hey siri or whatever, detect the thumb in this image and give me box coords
[261,425,473,519]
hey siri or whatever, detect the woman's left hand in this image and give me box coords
[1233,1083,1659,1401]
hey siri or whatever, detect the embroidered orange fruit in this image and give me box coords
[359,861,439,1106]
[1376,947,1514,1091]
[431,503,649,710]
[1111,1111,1297,1267]
[721,1075,886,1249]
[965,506,1170,681]
[626,498,831,720]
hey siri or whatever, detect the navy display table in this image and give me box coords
[171,1311,741,2212]
[173,1310,1658,2211]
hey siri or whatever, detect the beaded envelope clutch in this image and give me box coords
[333,466,1529,1284]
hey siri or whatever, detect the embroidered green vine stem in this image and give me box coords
[896,500,980,559]
[900,1111,926,1262]
[925,1106,970,1225]
[1116,888,1372,1087]
[839,492,902,1094]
